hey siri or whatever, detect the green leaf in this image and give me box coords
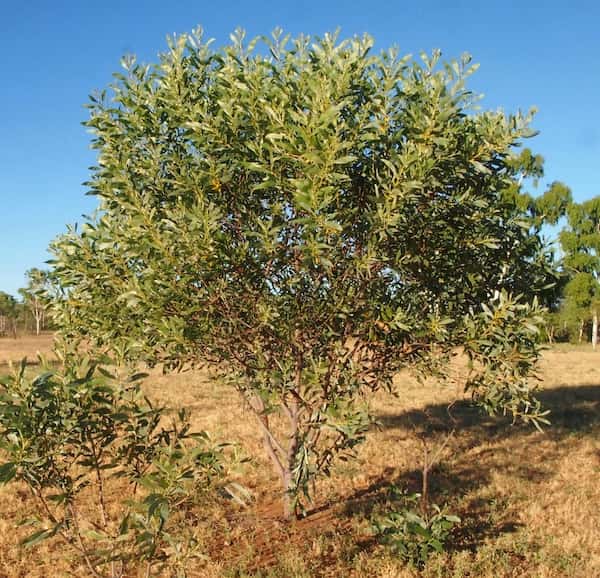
[20,529,53,548]
[0,462,17,483]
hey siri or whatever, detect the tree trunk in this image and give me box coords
[282,397,300,519]
[250,393,299,520]
[32,300,44,336]
[592,311,598,351]
[579,319,585,343]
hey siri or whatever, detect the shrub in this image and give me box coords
[0,358,231,577]
[371,490,460,567]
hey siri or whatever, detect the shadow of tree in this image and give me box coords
[339,383,600,554]
[376,384,600,436]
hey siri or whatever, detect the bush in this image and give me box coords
[371,490,460,567]
[0,358,232,577]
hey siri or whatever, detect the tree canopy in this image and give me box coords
[558,197,600,344]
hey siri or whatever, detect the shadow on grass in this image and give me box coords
[338,383,600,555]
[376,384,600,436]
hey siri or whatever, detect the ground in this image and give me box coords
[0,336,598,577]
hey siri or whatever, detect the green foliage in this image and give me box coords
[462,292,549,428]
[18,268,51,335]
[0,358,229,577]
[0,292,17,315]
[48,28,555,516]
[561,198,600,277]
[371,490,460,567]
[0,291,18,336]
[564,272,597,310]
[557,196,600,341]
[503,148,571,230]
[533,181,572,227]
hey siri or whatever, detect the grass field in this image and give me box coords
[0,335,598,577]
[0,332,56,367]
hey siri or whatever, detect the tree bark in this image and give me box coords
[249,393,297,519]
[592,311,598,351]
[579,319,585,343]
[282,397,300,520]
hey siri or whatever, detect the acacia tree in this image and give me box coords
[559,197,600,347]
[49,30,554,517]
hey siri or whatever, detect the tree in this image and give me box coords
[18,268,50,335]
[502,149,572,315]
[559,197,600,347]
[49,29,554,517]
[0,291,18,338]
[503,147,572,235]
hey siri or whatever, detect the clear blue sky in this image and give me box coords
[1,0,598,296]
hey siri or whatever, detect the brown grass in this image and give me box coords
[0,333,56,367]
[0,337,599,577]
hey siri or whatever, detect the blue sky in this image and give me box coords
[1,0,598,296]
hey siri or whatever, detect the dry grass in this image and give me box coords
[0,333,56,367]
[0,337,599,577]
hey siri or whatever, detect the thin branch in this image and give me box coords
[256,413,287,485]
[89,433,109,530]
[28,487,78,552]
[247,394,288,485]
[68,502,105,578]
[429,428,454,468]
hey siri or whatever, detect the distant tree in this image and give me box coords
[18,268,50,335]
[501,149,571,316]
[50,30,555,517]
[559,197,600,347]
[0,292,18,338]
[532,181,573,231]
[503,148,572,231]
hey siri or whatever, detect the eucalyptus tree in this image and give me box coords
[18,268,50,335]
[559,197,600,347]
[503,147,572,234]
[50,29,554,517]
[502,149,572,315]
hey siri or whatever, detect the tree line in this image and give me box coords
[551,196,600,346]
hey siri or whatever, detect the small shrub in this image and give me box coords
[371,491,460,567]
[0,357,234,577]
